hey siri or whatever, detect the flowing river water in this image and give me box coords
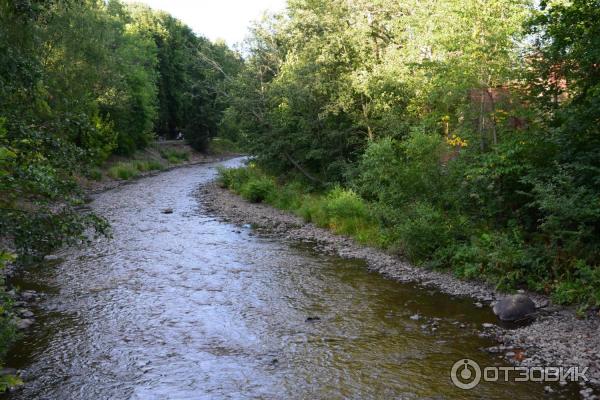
[3,158,579,399]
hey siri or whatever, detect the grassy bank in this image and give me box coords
[218,164,600,311]
[83,143,193,183]
[85,139,241,184]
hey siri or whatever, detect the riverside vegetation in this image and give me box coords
[217,0,600,311]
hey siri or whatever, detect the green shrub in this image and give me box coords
[552,261,600,307]
[272,181,305,210]
[209,137,240,155]
[86,168,103,181]
[324,187,368,220]
[353,132,450,206]
[217,166,252,191]
[433,229,544,292]
[240,176,276,203]
[0,252,20,392]
[133,160,164,172]
[160,148,190,164]
[392,201,453,263]
[107,162,139,180]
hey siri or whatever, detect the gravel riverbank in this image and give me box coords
[199,182,600,396]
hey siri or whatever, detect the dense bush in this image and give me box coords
[240,176,276,203]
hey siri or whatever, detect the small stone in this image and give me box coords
[409,314,420,321]
[43,254,60,261]
[16,318,34,330]
[544,386,554,393]
[482,323,495,329]
[305,317,321,322]
[20,291,37,301]
[505,351,516,358]
[580,388,594,398]
[18,309,34,318]
[474,302,483,308]
[161,208,174,214]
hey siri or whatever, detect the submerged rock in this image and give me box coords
[16,318,34,330]
[162,208,174,214]
[493,294,536,321]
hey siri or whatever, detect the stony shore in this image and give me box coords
[82,152,238,194]
[199,182,600,396]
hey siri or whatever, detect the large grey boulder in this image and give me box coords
[493,294,536,321]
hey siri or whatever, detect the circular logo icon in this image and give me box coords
[451,359,482,390]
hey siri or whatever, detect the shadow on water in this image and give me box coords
[2,158,583,399]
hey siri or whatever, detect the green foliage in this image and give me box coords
[134,160,165,172]
[107,159,165,180]
[240,176,276,203]
[159,148,190,164]
[208,138,241,155]
[353,133,450,206]
[0,251,22,392]
[0,252,15,358]
[217,165,275,203]
[551,261,600,307]
[216,166,251,190]
[218,166,382,245]
[126,5,242,151]
[108,163,139,180]
[0,373,22,393]
[221,0,600,307]
[392,202,455,263]
[87,168,103,181]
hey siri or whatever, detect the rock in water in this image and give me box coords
[493,294,536,321]
[161,208,174,214]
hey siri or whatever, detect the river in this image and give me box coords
[3,158,577,399]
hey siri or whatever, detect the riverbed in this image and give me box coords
[3,158,583,399]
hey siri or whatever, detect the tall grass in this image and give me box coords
[160,148,190,164]
[107,159,165,180]
[217,166,383,246]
